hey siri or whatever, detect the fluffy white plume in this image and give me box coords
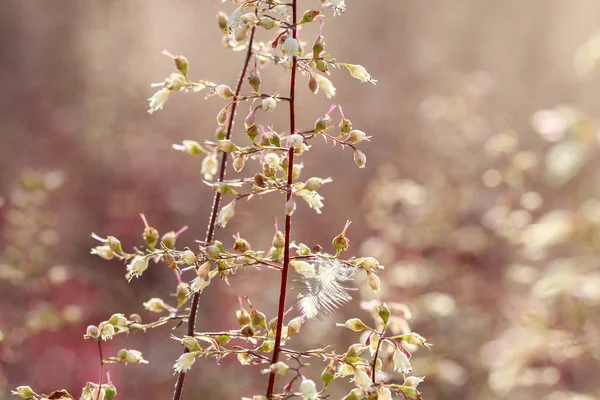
[295,255,356,319]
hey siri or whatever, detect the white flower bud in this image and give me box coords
[148,88,171,114]
[182,250,196,265]
[12,386,37,398]
[339,63,377,84]
[99,322,115,341]
[261,97,277,112]
[143,298,168,313]
[313,74,336,98]
[217,200,236,227]
[215,84,235,99]
[347,130,370,144]
[173,352,197,374]
[126,256,148,281]
[201,153,218,180]
[353,368,371,390]
[393,349,412,374]
[283,37,300,57]
[91,245,115,260]
[299,379,318,400]
[403,376,425,388]
[353,149,366,168]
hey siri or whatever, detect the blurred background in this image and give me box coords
[2,1,600,399]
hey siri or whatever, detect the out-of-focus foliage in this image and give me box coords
[2,0,600,399]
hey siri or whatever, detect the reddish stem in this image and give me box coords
[266,2,297,398]
[171,26,257,400]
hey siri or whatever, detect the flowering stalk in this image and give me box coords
[171,26,257,400]
[265,1,297,397]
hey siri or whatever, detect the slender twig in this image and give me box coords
[171,26,257,400]
[371,331,385,384]
[266,1,297,398]
[95,340,104,400]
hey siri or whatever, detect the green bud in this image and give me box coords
[12,386,37,399]
[272,231,285,249]
[340,318,369,332]
[299,10,320,24]
[286,316,303,337]
[234,237,251,253]
[251,310,267,331]
[143,226,159,249]
[378,303,391,326]
[105,236,123,253]
[174,56,188,77]
[105,384,117,400]
[321,362,336,388]
[236,309,251,326]
[161,231,177,248]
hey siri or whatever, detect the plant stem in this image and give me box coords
[171,26,256,400]
[266,2,297,398]
[95,340,104,400]
[371,331,385,384]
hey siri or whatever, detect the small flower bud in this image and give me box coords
[217,11,228,33]
[269,317,278,332]
[347,129,370,144]
[143,226,159,249]
[236,309,251,326]
[313,35,325,58]
[108,313,128,327]
[285,198,296,216]
[296,243,311,256]
[314,114,332,134]
[300,10,320,24]
[182,250,196,265]
[313,74,336,98]
[12,386,37,399]
[261,97,277,112]
[232,155,246,172]
[91,245,115,260]
[268,131,281,147]
[342,388,365,400]
[340,119,354,135]
[174,56,188,77]
[282,37,300,57]
[263,162,277,178]
[332,220,351,255]
[353,148,367,168]
[251,309,267,331]
[393,348,412,374]
[354,368,371,390]
[99,322,115,340]
[161,231,177,248]
[165,72,186,91]
[254,173,266,188]
[237,352,252,365]
[129,313,142,324]
[177,282,190,307]
[258,16,279,30]
[315,58,329,73]
[215,84,234,99]
[299,379,318,400]
[118,349,148,364]
[339,63,377,84]
[105,236,123,253]
[400,332,428,346]
[182,336,202,352]
[286,316,303,337]
[308,73,319,94]
[216,139,239,153]
[234,25,249,42]
[378,303,391,326]
[173,139,204,155]
[248,69,262,92]
[148,88,171,114]
[357,257,379,270]
[217,200,236,228]
[269,361,290,376]
[105,384,117,400]
[403,376,425,388]
[340,318,369,332]
[126,256,148,281]
[367,271,381,293]
[240,324,256,337]
[272,231,285,249]
[84,325,99,340]
[216,105,229,126]
[246,125,259,143]
[322,362,336,388]
[173,352,197,373]
[215,126,227,140]
[144,298,168,313]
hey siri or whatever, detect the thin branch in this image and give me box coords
[266,1,297,398]
[95,340,104,400]
[171,26,257,400]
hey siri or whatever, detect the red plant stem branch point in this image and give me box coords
[172,26,257,400]
[266,1,297,398]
